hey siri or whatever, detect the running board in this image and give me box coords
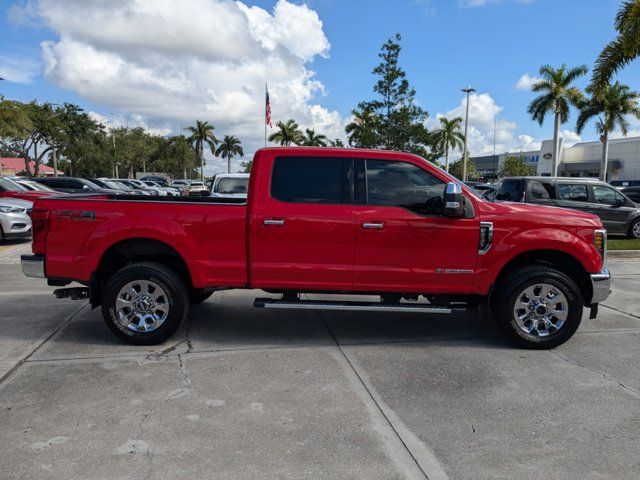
[254,298,464,314]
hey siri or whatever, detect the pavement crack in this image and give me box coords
[308,297,447,480]
[550,350,640,399]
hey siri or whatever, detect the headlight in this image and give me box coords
[594,229,607,265]
[0,206,25,213]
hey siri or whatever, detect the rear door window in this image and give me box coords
[557,184,589,202]
[271,157,347,204]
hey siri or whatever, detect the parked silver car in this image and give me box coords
[0,198,32,241]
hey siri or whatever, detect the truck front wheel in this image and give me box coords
[494,266,583,349]
[101,262,190,345]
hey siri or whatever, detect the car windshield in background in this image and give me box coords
[19,180,55,192]
[191,182,205,187]
[215,178,249,194]
[0,177,28,192]
[495,179,523,202]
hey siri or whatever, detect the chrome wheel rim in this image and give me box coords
[513,283,568,339]
[115,280,169,333]
[633,221,640,239]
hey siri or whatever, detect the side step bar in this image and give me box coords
[254,298,464,314]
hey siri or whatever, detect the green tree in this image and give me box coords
[577,81,640,181]
[300,128,328,147]
[215,135,244,173]
[239,160,253,173]
[329,138,345,148]
[499,155,535,177]
[0,100,32,163]
[55,103,104,177]
[152,135,198,179]
[449,157,476,181]
[355,34,430,155]
[185,120,218,180]
[592,1,640,95]
[432,117,464,172]
[345,108,381,148]
[268,119,303,146]
[527,64,588,177]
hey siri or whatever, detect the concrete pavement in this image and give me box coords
[0,239,639,479]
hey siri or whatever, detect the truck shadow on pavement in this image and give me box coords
[28,291,512,360]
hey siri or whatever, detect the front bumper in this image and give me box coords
[590,268,611,304]
[21,254,45,278]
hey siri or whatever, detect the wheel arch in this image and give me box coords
[490,249,593,308]
[90,237,193,308]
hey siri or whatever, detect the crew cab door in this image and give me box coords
[353,157,479,294]
[250,153,355,291]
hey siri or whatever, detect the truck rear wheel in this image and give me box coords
[494,266,583,349]
[101,262,189,345]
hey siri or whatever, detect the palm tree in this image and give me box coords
[576,81,640,181]
[268,119,302,146]
[215,135,244,173]
[345,108,380,148]
[527,64,588,177]
[300,128,328,147]
[592,1,640,96]
[432,117,464,172]
[185,120,218,180]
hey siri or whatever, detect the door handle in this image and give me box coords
[362,222,384,230]
[263,219,285,226]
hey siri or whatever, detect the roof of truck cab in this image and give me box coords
[254,147,436,164]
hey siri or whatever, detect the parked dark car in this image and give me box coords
[620,186,640,204]
[32,177,119,195]
[490,177,640,238]
[610,180,640,188]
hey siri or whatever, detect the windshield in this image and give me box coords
[191,182,204,187]
[0,177,28,192]
[80,179,102,189]
[215,177,249,194]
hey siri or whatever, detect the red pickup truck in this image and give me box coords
[21,148,611,349]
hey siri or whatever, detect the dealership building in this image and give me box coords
[472,135,640,181]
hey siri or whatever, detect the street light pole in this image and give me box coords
[461,85,476,182]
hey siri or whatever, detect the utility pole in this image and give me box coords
[461,85,476,182]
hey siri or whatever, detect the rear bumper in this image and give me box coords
[590,268,611,304]
[21,254,45,278]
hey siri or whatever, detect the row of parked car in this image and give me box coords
[0,173,252,241]
[467,177,640,239]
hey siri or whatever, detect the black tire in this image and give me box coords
[628,218,640,239]
[189,288,214,305]
[101,262,189,345]
[493,266,583,349]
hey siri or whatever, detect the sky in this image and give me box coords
[1,0,638,174]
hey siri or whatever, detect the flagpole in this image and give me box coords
[264,82,267,148]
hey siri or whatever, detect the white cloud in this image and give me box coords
[20,0,345,174]
[0,53,40,84]
[434,92,544,158]
[515,73,540,91]
[559,130,581,147]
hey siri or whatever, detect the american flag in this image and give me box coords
[265,85,272,128]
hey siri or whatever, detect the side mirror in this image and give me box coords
[443,182,464,218]
[615,198,624,208]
